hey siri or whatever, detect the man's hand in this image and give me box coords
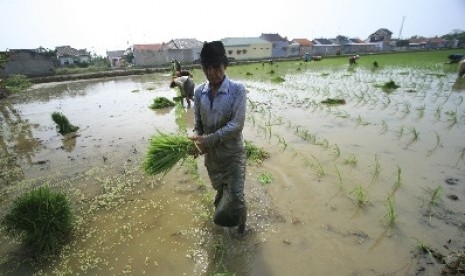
[189,135,205,158]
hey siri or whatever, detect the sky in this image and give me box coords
[1,0,464,56]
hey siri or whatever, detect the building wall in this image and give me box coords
[0,50,55,77]
[311,45,342,56]
[224,42,272,61]
[271,41,289,58]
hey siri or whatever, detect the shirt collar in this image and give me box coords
[201,76,230,94]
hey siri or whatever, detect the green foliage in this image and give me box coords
[350,185,368,207]
[384,197,397,226]
[1,187,73,256]
[0,74,32,93]
[149,97,176,109]
[258,172,273,185]
[245,140,270,163]
[51,112,79,135]
[143,132,195,176]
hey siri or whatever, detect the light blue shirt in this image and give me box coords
[194,76,246,170]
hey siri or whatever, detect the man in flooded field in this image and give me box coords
[170,75,195,107]
[189,41,247,234]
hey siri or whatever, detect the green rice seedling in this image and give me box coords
[355,115,370,126]
[332,144,341,159]
[310,154,325,180]
[333,162,344,190]
[350,185,368,207]
[395,126,404,139]
[51,111,79,135]
[343,154,358,168]
[143,132,197,176]
[428,186,443,207]
[1,186,73,256]
[277,135,288,150]
[384,196,397,226]
[380,120,388,134]
[371,154,381,183]
[392,165,402,195]
[131,89,140,93]
[427,131,441,156]
[456,147,465,166]
[258,172,273,185]
[245,140,270,163]
[406,127,419,147]
[149,97,175,109]
[435,106,442,121]
[445,109,458,127]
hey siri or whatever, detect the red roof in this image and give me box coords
[292,38,313,46]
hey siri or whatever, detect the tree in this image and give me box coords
[442,30,465,48]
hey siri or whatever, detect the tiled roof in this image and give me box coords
[55,46,89,57]
[221,37,269,46]
[163,39,203,49]
[260,33,288,42]
[292,39,313,46]
[313,38,334,45]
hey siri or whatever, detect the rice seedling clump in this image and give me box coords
[143,132,196,176]
[149,97,176,109]
[1,186,73,256]
[51,111,79,135]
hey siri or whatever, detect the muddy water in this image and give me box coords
[1,66,464,275]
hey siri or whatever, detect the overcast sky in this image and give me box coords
[1,0,464,56]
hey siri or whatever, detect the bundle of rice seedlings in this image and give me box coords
[321,98,346,105]
[149,97,176,109]
[1,186,73,256]
[51,111,79,135]
[143,132,198,176]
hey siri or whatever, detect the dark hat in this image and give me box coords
[200,41,228,65]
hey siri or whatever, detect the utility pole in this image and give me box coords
[398,16,406,40]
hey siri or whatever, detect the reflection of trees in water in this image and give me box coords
[0,102,40,184]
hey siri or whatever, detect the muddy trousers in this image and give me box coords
[208,165,247,227]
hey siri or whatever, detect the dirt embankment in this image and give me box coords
[29,67,170,84]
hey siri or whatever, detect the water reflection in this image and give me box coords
[452,77,465,91]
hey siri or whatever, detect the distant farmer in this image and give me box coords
[349,55,360,65]
[170,75,195,107]
[304,53,311,63]
[171,59,182,75]
[448,54,464,64]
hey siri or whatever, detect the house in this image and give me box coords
[312,38,341,55]
[260,33,290,59]
[106,50,126,68]
[132,44,164,68]
[221,37,272,61]
[368,28,393,51]
[0,48,55,77]
[55,46,91,66]
[292,38,313,57]
[132,39,203,68]
[162,38,204,65]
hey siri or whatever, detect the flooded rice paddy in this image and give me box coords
[1,61,464,275]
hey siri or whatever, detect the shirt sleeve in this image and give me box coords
[193,84,204,135]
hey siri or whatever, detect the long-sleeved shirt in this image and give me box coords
[194,76,246,171]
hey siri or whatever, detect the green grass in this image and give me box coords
[225,49,463,82]
[0,74,32,93]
